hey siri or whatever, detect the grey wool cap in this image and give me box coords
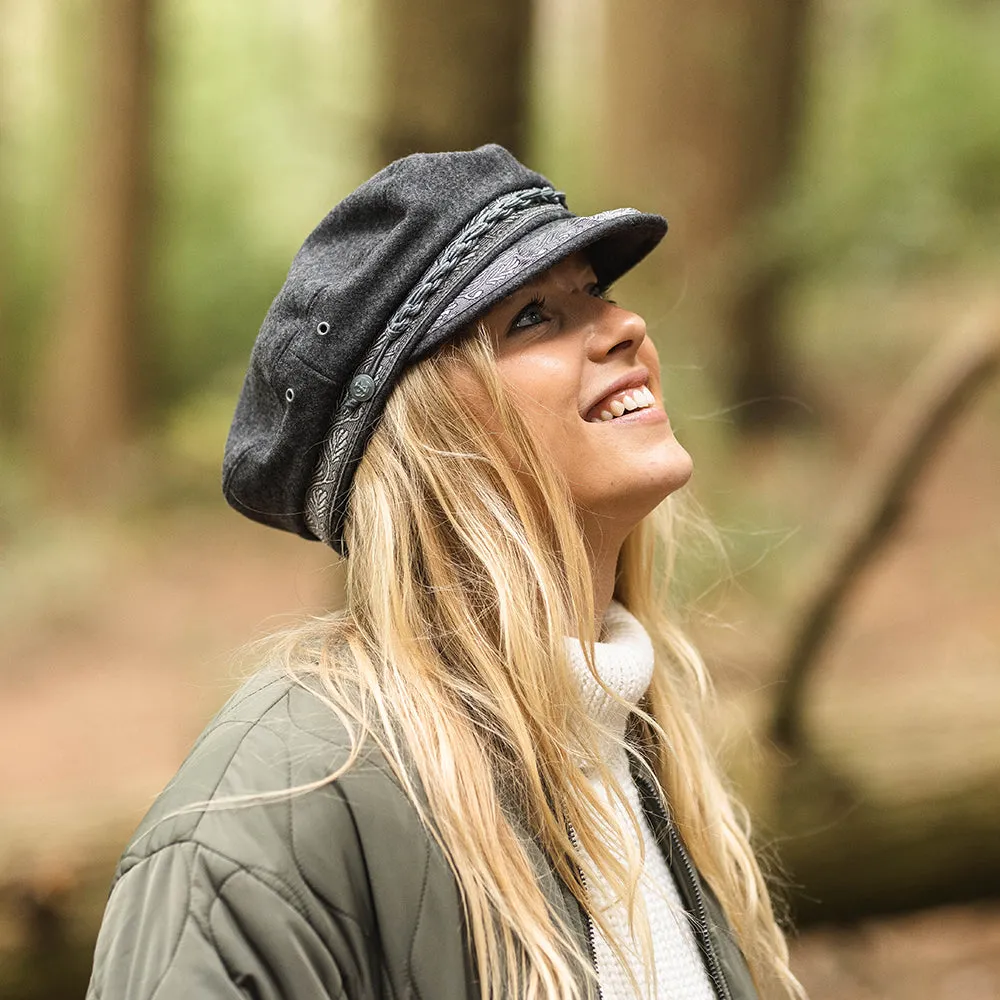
[222,143,667,556]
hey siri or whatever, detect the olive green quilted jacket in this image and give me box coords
[87,669,759,1000]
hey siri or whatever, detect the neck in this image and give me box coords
[583,518,627,640]
[592,556,617,640]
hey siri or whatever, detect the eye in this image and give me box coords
[589,282,617,305]
[509,295,549,333]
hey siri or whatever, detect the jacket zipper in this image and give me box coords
[566,821,605,1000]
[633,772,734,1000]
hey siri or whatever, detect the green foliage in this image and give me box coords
[148,0,378,410]
[776,0,1000,279]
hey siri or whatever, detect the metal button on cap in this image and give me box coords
[349,374,375,401]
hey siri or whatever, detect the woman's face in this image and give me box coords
[475,251,692,542]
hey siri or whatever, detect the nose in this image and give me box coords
[586,302,647,360]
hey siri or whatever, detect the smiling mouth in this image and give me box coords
[585,384,657,422]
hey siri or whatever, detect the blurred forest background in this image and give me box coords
[2,0,1000,996]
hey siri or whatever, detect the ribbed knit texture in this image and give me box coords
[564,601,716,1000]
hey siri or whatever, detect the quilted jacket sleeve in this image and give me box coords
[87,839,352,1000]
[86,669,476,1000]
[85,671,391,1000]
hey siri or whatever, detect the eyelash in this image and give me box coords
[510,295,547,332]
[508,285,616,334]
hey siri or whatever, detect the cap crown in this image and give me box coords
[223,145,550,536]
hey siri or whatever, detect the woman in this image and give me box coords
[87,145,804,1000]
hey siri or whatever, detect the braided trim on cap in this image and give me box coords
[304,185,567,548]
[384,186,565,342]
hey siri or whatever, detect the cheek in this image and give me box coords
[638,337,662,382]
[498,354,580,430]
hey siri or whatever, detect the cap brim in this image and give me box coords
[414,208,667,359]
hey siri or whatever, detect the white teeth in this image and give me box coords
[589,383,657,421]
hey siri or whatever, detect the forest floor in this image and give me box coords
[2,280,1000,998]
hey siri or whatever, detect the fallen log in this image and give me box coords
[760,751,1000,927]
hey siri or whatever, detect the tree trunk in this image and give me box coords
[599,0,812,432]
[35,0,154,490]
[372,0,532,162]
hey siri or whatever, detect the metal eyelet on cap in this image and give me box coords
[316,321,330,336]
[285,387,295,402]
[348,374,376,402]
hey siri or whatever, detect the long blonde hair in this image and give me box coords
[270,322,804,999]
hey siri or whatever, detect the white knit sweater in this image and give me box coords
[564,601,716,1000]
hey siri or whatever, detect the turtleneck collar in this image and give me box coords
[563,601,654,769]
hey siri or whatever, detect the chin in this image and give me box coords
[641,436,694,496]
[663,440,695,493]
[592,461,694,535]
[639,443,694,513]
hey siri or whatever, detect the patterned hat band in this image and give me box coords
[303,185,572,550]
